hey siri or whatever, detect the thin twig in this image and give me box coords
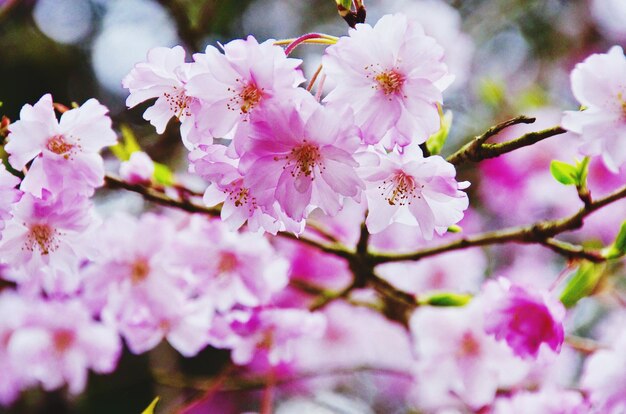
[368,185,626,264]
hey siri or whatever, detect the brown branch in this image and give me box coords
[368,185,626,264]
[104,174,353,260]
[446,117,567,166]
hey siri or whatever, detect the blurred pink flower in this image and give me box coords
[562,45,626,173]
[119,151,154,185]
[323,13,450,148]
[492,388,588,414]
[5,94,116,196]
[363,144,468,237]
[7,298,120,395]
[483,278,565,359]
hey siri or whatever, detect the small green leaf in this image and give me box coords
[447,224,462,233]
[560,262,605,308]
[604,221,626,260]
[426,106,452,155]
[153,162,174,186]
[109,143,129,161]
[419,292,472,307]
[550,160,578,186]
[142,397,160,414]
[478,78,506,108]
[335,0,352,9]
[120,124,141,154]
[575,157,590,187]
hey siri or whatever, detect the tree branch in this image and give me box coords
[368,185,626,264]
[446,117,567,166]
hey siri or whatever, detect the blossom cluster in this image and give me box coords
[0,3,625,413]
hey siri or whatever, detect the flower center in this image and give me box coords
[618,91,626,117]
[53,329,75,353]
[374,70,404,95]
[285,141,322,179]
[218,252,238,273]
[46,135,74,158]
[458,332,481,357]
[379,172,422,206]
[25,223,58,255]
[164,87,193,119]
[130,258,150,284]
[227,81,265,115]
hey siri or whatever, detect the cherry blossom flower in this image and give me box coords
[241,102,364,222]
[119,151,154,185]
[185,36,306,140]
[0,291,29,406]
[323,13,450,148]
[362,144,469,237]
[0,190,96,295]
[82,213,213,356]
[123,46,209,146]
[171,215,289,312]
[225,308,326,366]
[581,331,626,414]
[492,388,588,414]
[562,46,626,173]
[483,278,565,359]
[0,165,21,239]
[7,298,121,395]
[5,94,117,196]
[409,301,529,411]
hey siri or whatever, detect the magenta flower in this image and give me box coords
[0,190,96,295]
[241,102,364,222]
[363,144,469,237]
[186,36,306,139]
[0,165,21,240]
[323,13,450,148]
[5,94,117,196]
[483,278,566,359]
[7,298,121,395]
[562,46,626,173]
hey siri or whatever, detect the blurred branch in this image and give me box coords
[368,184,626,264]
[447,117,567,166]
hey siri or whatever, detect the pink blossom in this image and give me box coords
[0,165,21,239]
[7,298,120,395]
[0,190,96,295]
[225,308,326,366]
[241,102,364,222]
[190,144,289,233]
[562,46,626,173]
[323,13,450,148]
[5,94,117,196]
[185,36,306,139]
[171,215,289,312]
[119,151,154,185]
[409,301,529,410]
[362,144,469,237]
[492,388,588,414]
[483,278,565,359]
[0,291,29,406]
[581,331,626,414]
[123,46,209,146]
[82,213,213,356]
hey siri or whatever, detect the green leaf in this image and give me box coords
[575,157,590,187]
[447,224,462,233]
[141,397,160,414]
[478,78,506,108]
[550,160,578,186]
[153,162,174,186]
[604,221,626,260]
[426,106,452,155]
[120,124,141,154]
[335,0,352,9]
[109,143,129,161]
[560,262,605,308]
[419,292,472,307]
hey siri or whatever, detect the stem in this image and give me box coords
[276,34,338,55]
[260,369,275,414]
[368,185,626,264]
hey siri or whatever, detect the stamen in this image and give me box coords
[226,81,265,115]
[375,70,404,95]
[24,223,59,255]
[53,329,75,353]
[278,141,323,180]
[46,135,74,159]
[163,87,193,119]
[378,172,421,206]
[130,258,150,283]
[217,252,238,273]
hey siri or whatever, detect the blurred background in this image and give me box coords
[0,0,625,413]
